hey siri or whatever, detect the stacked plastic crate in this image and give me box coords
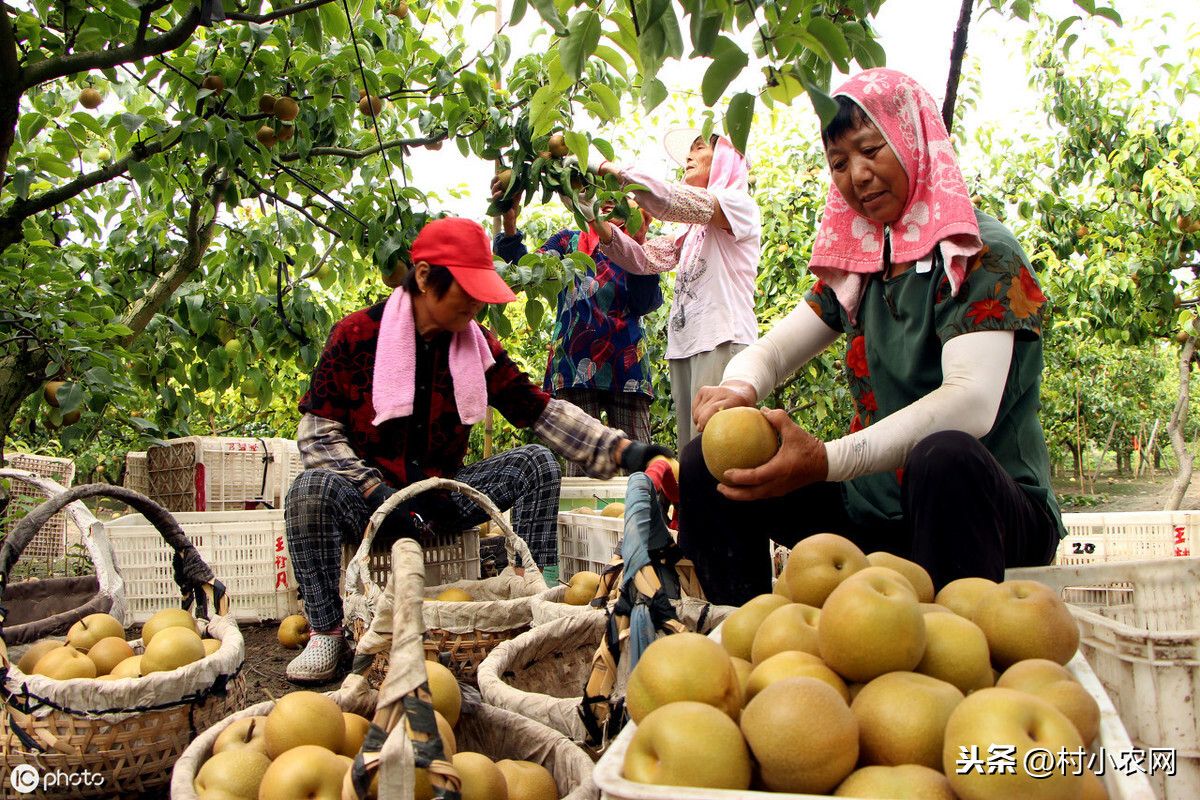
[1,452,76,562]
[145,436,303,512]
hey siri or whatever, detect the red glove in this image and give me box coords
[644,457,679,507]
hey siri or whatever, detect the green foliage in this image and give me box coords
[0,0,1152,481]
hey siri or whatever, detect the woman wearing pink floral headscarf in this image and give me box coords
[589,131,761,448]
[676,68,1064,607]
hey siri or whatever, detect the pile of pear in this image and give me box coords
[15,608,221,681]
[194,659,562,800]
[621,533,1109,800]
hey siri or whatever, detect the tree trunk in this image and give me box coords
[0,343,49,462]
[1142,418,1160,480]
[1090,418,1118,482]
[941,0,975,134]
[1165,340,1195,509]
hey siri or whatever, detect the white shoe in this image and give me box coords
[286,632,349,683]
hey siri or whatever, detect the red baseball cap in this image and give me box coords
[410,217,517,304]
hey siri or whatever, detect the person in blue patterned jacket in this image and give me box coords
[491,183,663,475]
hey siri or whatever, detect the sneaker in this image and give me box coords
[285,632,350,684]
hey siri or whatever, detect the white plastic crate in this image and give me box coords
[1057,511,1196,566]
[1008,557,1200,799]
[593,650,1155,800]
[559,476,629,512]
[1,452,76,562]
[276,439,306,505]
[146,436,301,512]
[557,511,623,580]
[123,451,150,496]
[106,509,300,623]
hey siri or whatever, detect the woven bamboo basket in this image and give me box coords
[345,477,550,682]
[477,597,730,745]
[0,485,245,798]
[174,538,597,798]
[0,469,127,643]
[479,472,734,748]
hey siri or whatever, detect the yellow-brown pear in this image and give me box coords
[818,569,926,683]
[625,632,742,724]
[740,677,859,794]
[934,576,997,619]
[745,649,850,705]
[781,533,869,607]
[972,580,1079,669]
[750,602,821,665]
[914,611,995,695]
[866,552,935,603]
[720,593,791,662]
[851,671,964,769]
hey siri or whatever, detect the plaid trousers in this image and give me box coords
[555,387,651,477]
[284,444,561,631]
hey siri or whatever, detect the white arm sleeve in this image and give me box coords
[824,330,1015,482]
[722,300,841,400]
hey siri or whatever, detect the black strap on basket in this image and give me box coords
[0,484,219,632]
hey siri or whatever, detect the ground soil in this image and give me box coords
[238,621,346,705]
[1052,469,1200,514]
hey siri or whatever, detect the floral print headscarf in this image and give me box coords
[808,68,982,322]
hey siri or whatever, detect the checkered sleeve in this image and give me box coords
[296,412,386,493]
[532,398,623,479]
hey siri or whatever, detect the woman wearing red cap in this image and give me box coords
[283,216,671,682]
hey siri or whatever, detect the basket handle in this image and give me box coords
[0,484,228,626]
[346,477,540,600]
[344,539,459,799]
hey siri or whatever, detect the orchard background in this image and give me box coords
[2,0,1199,510]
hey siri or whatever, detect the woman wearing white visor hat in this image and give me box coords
[584,129,762,448]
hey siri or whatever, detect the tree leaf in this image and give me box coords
[524,297,544,328]
[119,113,147,133]
[529,84,559,135]
[527,0,568,35]
[642,78,668,112]
[592,45,630,81]
[724,92,755,155]
[806,17,851,71]
[509,0,528,25]
[127,158,152,187]
[562,10,603,81]
[689,7,723,57]
[804,77,839,128]
[701,37,749,107]
[590,83,622,119]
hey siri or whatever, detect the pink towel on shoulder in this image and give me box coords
[372,289,495,427]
